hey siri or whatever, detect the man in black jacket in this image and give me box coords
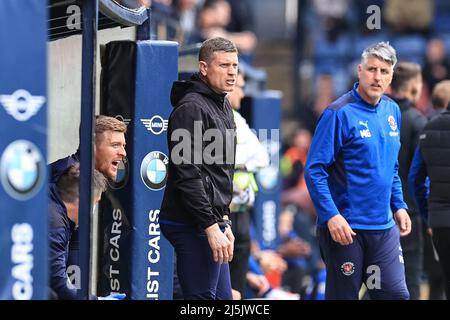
[389,62,427,300]
[160,37,237,300]
[409,100,450,299]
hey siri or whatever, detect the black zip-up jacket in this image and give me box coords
[417,108,450,227]
[394,97,427,215]
[160,73,236,229]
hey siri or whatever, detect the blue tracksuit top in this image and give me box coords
[305,83,407,229]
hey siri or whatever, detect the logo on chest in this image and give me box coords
[359,120,372,138]
[388,115,399,137]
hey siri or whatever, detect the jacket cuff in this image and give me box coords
[201,218,218,230]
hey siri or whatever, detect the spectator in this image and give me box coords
[429,80,450,119]
[225,0,257,64]
[48,164,107,299]
[198,0,257,55]
[278,206,311,295]
[171,0,201,45]
[297,74,336,135]
[423,39,450,93]
[225,0,255,35]
[389,61,427,300]
[245,255,299,300]
[227,71,269,297]
[409,101,450,300]
[281,129,315,219]
[312,0,350,42]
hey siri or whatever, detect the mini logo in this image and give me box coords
[114,115,131,126]
[0,140,45,200]
[140,151,168,190]
[141,115,168,135]
[388,115,397,131]
[341,262,355,276]
[359,120,371,138]
[0,89,45,121]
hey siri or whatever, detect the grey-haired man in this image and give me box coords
[305,42,411,300]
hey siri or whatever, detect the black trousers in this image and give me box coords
[423,227,446,300]
[229,210,251,297]
[400,215,423,300]
[432,227,450,300]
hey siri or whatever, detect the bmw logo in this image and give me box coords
[140,151,168,190]
[257,166,279,191]
[0,140,45,200]
[108,156,129,190]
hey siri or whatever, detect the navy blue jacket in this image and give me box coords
[48,184,77,300]
[49,151,79,183]
[49,151,81,263]
[408,107,450,228]
[305,83,407,229]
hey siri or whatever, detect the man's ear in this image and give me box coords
[199,61,208,77]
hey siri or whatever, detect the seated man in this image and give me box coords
[48,164,107,299]
[49,115,127,275]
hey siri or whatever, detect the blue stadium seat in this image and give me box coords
[313,34,351,74]
[351,34,386,61]
[432,0,450,34]
[392,35,426,65]
[432,14,450,34]
[434,0,450,12]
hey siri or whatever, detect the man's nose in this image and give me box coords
[119,146,127,157]
[374,69,381,81]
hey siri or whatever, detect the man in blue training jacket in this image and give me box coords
[305,42,411,300]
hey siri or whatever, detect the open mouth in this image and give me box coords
[112,160,120,170]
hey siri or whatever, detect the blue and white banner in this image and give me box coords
[241,92,282,250]
[0,0,48,300]
[99,41,177,299]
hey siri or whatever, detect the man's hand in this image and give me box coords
[278,238,311,258]
[205,223,232,264]
[256,250,287,273]
[327,214,356,245]
[223,225,235,262]
[231,289,241,300]
[394,208,411,236]
[246,272,270,297]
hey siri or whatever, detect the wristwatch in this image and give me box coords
[218,219,232,229]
